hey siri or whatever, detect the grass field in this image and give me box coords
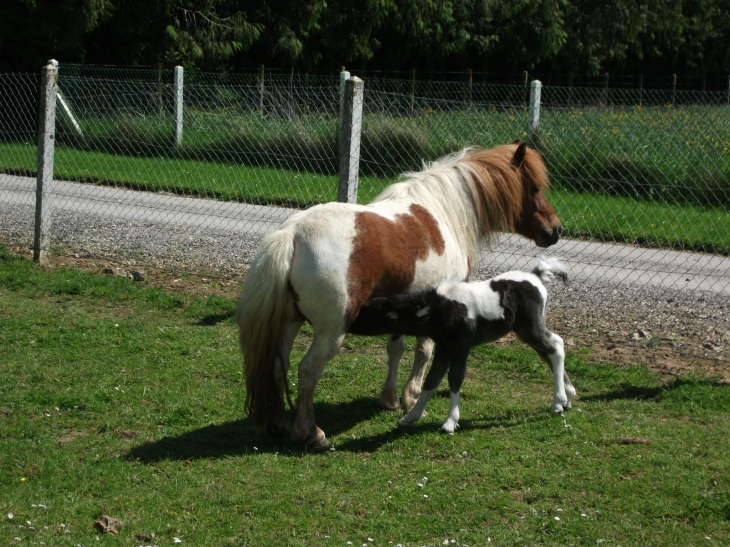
[1,247,729,546]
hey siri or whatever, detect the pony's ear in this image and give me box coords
[512,141,527,167]
[511,139,522,145]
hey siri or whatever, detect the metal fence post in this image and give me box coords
[174,66,183,146]
[34,61,58,267]
[338,76,364,204]
[527,80,541,148]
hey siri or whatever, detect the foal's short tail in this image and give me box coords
[236,228,295,432]
[532,257,569,284]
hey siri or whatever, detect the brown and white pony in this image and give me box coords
[236,141,562,446]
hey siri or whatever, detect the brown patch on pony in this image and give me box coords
[464,143,560,245]
[346,203,445,324]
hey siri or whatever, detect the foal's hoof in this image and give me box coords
[552,405,565,416]
[440,421,459,435]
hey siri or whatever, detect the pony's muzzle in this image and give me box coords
[537,225,562,247]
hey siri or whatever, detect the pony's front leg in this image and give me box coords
[292,331,345,447]
[399,343,449,429]
[380,335,404,410]
[401,336,434,411]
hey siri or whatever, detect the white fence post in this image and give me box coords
[338,76,364,203]
[34,61,58,267]
[174,66,183,146]
[528,80,542,148]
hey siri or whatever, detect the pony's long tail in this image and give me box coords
[236,228,295,432]
[532,257,568,284]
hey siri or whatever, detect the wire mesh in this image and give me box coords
[0,66,729,308]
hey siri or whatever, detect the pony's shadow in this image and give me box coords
[127,394,555,461]
[127,397,388,462]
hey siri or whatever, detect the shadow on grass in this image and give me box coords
[127,397,386,462]
[579,376,729,404]
[196,310,235,326]
[127,395,553,461]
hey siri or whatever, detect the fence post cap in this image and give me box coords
[47,59,59,68]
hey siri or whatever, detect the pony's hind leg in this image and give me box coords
[380,335,404,410]
[401,336,435,411]
[276,319,305,409]
[291,329,346,447]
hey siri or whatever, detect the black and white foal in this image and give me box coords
[348,257,575,433]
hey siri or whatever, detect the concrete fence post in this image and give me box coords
[258,65,265,115]
[338,76,364,204]
[174,66,183,146]
[527,80,542,148]
[34,61,58,267]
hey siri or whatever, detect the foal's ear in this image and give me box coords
[512,141,527,167]
[511,139,522,145]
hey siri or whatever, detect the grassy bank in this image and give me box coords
[1,247,729,546]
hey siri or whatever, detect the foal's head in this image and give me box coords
[511,141,562,248]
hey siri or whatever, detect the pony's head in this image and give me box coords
[466,141,562,248]
[510,141,562,247]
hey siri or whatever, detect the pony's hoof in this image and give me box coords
[379,390,401,411]
[401,390,420,412]
[307,428,329,447]
[552,405,565,416]
[398,417,411,428]
[293,426,328,447]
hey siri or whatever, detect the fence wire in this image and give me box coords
[1,66,729,313]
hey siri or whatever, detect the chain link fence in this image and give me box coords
[1,64,729,361]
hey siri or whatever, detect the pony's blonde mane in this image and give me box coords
[372,144,549,266]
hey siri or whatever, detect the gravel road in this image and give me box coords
[2,174,728,377]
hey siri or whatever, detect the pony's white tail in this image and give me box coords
[236,228,295,431]
[532,257,568,284]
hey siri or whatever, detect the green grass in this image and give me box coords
[1,246,729,546]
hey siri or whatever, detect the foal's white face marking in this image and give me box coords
[416,306,430,318]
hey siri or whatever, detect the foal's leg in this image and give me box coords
[440,345,471,434]
[519,327,568,415]
[563,369,576,409]
[399,344,449,428]
[379,334,404,410]
[401,336,435,411]
[291,329,346,447]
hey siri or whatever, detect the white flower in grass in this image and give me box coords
[173,538,182,544]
